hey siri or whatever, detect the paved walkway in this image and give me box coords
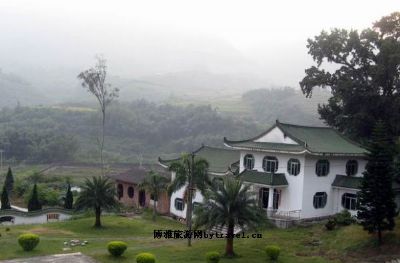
[0,253,97,263]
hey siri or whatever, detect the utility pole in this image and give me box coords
[187,152,195,247]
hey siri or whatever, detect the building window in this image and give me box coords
[128,186,134,198]
[287,159,300,175]
[316,160,330,176]
[174,198,184,211]
[313,192,327,209]
[117,184,123,200]
[263,156,278,173]
[346,160,358,176]
[243,154,255,170]
[342,193,357,210]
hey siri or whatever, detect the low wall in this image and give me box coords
[0,208,75,225]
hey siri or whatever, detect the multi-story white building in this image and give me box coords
[159,120,400,223]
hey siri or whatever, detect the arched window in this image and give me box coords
[346,160,358,176]
[287,159,300,175]
[263,156,278,173]
[128,186,134,198]
[313,192,327,209]
[174,198,184,211]
[316,160,330,176]
[342,193,357,210]
[243,154,255,170]
[117,184,123,200]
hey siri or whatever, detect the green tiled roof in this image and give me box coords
[238,170,288,186]
[224,120,367,156]
[158,145,239,174]
[331,174,362,189]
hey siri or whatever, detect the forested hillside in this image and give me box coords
[0,87,329,164]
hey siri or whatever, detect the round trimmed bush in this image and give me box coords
[205,251,220,263]
[107,241,128,257]
[18,233,40,251]
[325,219,336,231]
[136,252,156,263]
[265,245,280,261]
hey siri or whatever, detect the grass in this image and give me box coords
[0,213,399,263]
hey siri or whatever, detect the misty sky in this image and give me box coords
[0,0,398,87]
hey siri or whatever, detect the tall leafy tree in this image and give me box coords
[78,56,119,176]
[1,184,11,210]
[140,171,169,221]
[168,153,209,246]
[28,184,42,211]
[300,12,400,141]
[194,177,266,257]
[75,176,118,227]
[357,121,397,245]
[4,167,14,194]
[64,183,74,210]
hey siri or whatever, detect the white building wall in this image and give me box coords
[254,127,298,144]
[301,156,366,218]
[239,151,305,213]
[169,183,204,219]
[0,212,72,225]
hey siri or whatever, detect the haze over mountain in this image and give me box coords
[0,0,397,106]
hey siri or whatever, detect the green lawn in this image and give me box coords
[0,214,399,263]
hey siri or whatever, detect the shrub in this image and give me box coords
[107,241,128,257]
[325,219,336,230]
[265,245,280,261]
[136,252,156,263]
[205,251,220,263]
[18,233,40,251]
[334,210,355,226]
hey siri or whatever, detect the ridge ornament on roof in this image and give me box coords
[224,120,367,156]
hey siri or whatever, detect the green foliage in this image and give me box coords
[325,219,336,231]
[194,177,266,257]
[0,101,259,164]
[27,184,42,211]
[107,241,128,257]
[75,176,118,227]
[23,184,60,207]
[136,252,156,263]
[265,245,280,261]
[357,121,397,245]
[64,184,73,209]
[140,171,168,221]
[4,167,14,194]
[205,251,220,263]
[242,87,328,126]
[334,210,355,226]
[300,12,400,141]
[17,233,40,251]
[1,184,11,210]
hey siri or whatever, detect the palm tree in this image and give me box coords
[168,153,209,246]
[140,171,169,221]
[194,177,266,257]
[75,176,118,228]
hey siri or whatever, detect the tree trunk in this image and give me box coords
[152,197,157,221]
[378,228,382,246]
[186,153,195,247]
[100,109,105,177]
[225,221,235,257]
[95,206,102,228]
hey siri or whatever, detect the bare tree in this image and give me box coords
[78,56,119,176]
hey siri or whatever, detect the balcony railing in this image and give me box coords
[266,209,301,220]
